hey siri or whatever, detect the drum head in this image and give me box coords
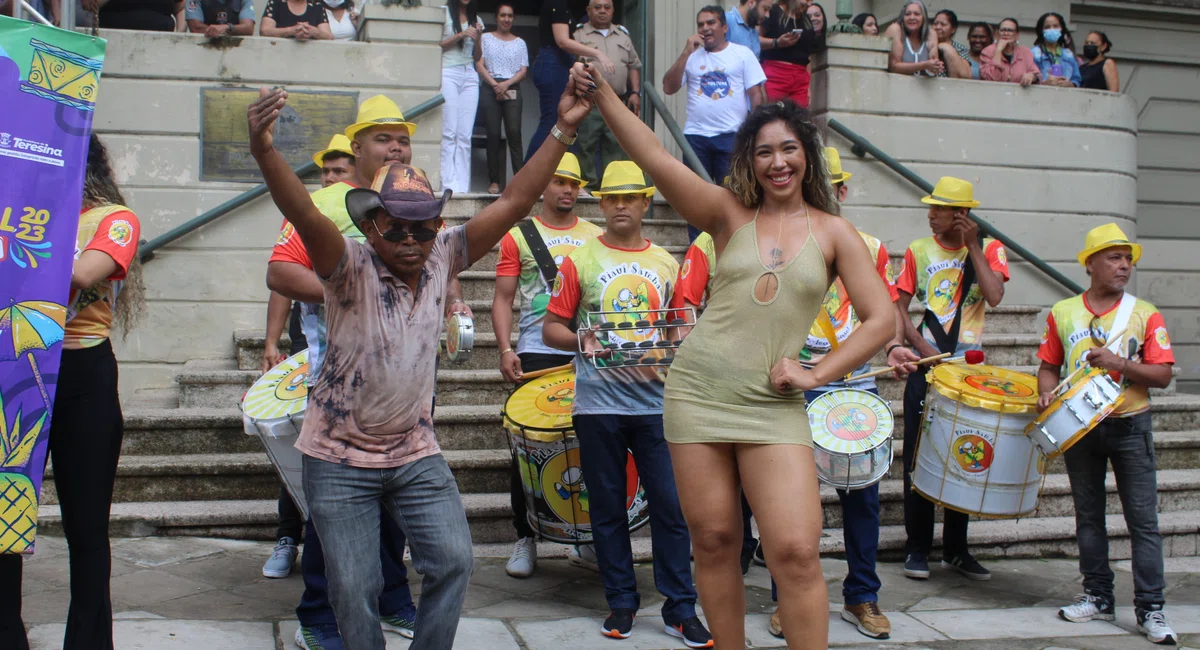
[503,369,576,442]
[243,350,309,420]
[446,312,474,363]
[808,389,893,452]
[929,363,1039,414]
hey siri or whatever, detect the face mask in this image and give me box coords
[1042,28,1062,44]
[323,0,344,8]
[1083,44,1099,59]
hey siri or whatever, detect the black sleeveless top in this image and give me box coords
[1079,59,1108,90]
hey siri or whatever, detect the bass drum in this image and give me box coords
[242,350,310,520]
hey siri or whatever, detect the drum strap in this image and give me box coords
[519,220,560,287]
[1107,293,1136,355]
[921,242,979,354]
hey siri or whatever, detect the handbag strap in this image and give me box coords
[518,220,559,287]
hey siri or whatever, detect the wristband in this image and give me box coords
[886,344,904,357]
[773,37,779,49]
[629,90,640,96]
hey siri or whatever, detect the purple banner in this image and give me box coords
[0,16,106,554]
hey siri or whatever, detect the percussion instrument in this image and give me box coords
[1025,367,1126,458]
[577,307,695,371]
[912,363,1044,518]
[501,368,650,543]
[242,350,311,519]
[444,312,475,364]
[808,389,894,490]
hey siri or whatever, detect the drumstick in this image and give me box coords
[1052,326,1129,395]
[844,352,952,382]
[519,363,574,381]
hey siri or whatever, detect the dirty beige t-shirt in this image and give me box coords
[296,226,468,468]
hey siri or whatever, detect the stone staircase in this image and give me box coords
[37,195,1200,560]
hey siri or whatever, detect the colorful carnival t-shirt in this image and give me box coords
[896,236,1009,353]
[64,205,141,349]
[547,237,679,416]
[267,182,359,384]
[1037,293,1174,417]
[800,231,898,389]
[496,216,603,356]
[669,231,717,314]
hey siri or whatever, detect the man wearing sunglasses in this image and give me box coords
[1035,224,1177,646]
[248,82,594,650]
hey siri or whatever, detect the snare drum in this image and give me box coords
[501,368,650,543]
[445,312,475,363]
[242,350,310,520]
[1025,367,1126,458]
[808,389,894,490]
[912,363,1044,518]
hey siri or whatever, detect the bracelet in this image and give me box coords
[886,344,904,356]
[773,37,779,49]
[629,90,640,96]
[551,124,577,146]
[451,298,465,304]
[501,348,514,356]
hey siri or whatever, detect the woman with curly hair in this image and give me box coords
[0,133,145,650]
[568,63,895,649]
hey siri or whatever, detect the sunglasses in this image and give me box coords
[372,220,438,243]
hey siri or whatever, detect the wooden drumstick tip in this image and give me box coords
[844,352,953,382]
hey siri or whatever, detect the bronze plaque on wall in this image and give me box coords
[200,88,359,182]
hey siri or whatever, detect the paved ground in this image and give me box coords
[17,536,1200,649]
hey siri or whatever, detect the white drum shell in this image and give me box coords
[243,412,309,521]
[813,441,892,490]
[1026,372,1124,457]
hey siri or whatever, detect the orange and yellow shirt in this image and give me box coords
[801,231,897,366]
[896,236,1009,352]
[1037,293,1173,416]
[65,205,141,350]
[670,231,717,314]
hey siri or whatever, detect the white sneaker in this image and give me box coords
[1058,594,1115,622]
[506,537,536,578]
[1138,609,1177,646]
[568,544,599,572]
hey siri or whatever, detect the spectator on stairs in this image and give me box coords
[324,0,357,41]
[930,9,973,79]
[185,0,255,38]
[851,12,877,35]
[438,0,484,193]
[260,0,332,39]
[1031,12,1081,88]
[964,21,993,79]
[980,17,1039,86]
[476,2,528,194]
[1079,31,1119,92]
[805,1,825,38]
[884,0,941,77]
[83,0,182,31]
[757,0,825,106]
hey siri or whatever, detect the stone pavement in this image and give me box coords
[19,536,1200,649]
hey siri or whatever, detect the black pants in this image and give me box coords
[479,79,524,187]
[0,340,125,650]
[510,352,574,538]
[902,369,970,557]
[275,304,309,541]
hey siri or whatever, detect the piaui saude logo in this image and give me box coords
[107,220,133,247]
[598,262,665,345]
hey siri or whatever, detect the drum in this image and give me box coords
[242,350,310,520]
[808,389,894,490]
[1025,367,1126,458]
[501,368,650,543]
[445,312,474,363]
[912,363,1044,518]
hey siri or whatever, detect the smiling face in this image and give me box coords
[806,4,824,32]
[544,176,582,215]
[496,4,514,32]
[968,25,992,54]
[599,193,650,237]
[752,120,808,204]
[696,11,727,50]
[352,126,412,184]
[364,212,443,278]
[903,3,924,34]
[1086,246,1133,292]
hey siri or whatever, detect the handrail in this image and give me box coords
[828,118,1084,295]
[139,93,446,263]
[642,83,713,184]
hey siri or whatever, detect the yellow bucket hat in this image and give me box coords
[554,152,587,188]
[592,161,656,197]
[344,95,417,140]
[920,176,980,208]
[1077,223,1142,267]
[824,147,852,184]
[312,134,354,167]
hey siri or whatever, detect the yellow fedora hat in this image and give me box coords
[1077,223,1142,267]
[920,176,980,209]
[824,147,852,184]
[312,134,354,167]
[591,161,656,197]
[554,152,587,188]
[344,95,417,140]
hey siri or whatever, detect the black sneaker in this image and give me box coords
[942,553,991,581]
[753,542,767,567]
[740,539,759,576]
[665,616,714,649]
[904,553,930,580]
[601,609,635,639]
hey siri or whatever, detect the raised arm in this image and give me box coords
[663,34,701,95]
[248,89,345,279]
[574,63,741,235]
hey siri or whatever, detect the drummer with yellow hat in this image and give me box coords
[894,176,1010,583]
[542,161,712,646]
[1035,224,1177,645]
[312,133,356,188]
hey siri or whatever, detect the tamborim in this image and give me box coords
[445,312,474,363]
[808,389,894,490]
[1025,367,1126,458]
[242,350,310,519]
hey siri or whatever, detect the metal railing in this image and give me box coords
[642,83,713,184]
[828,118,1084,295]
[139,93,445,263]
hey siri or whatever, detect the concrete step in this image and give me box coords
[175,359,258,409]
[234,330,291,374]
[122,408,262,456]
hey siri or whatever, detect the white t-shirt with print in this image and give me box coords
[682,42,767,137]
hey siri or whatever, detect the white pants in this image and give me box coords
[440,63,479,193]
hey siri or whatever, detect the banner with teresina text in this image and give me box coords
[0,16,106,554]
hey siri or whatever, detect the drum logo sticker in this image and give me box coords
[952,431,994,473]
[273,364,310,401]
[534,377,575,415]
[824,404,879,442]
[965,374,1035,398]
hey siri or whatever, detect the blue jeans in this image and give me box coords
[771,388,884,605]
[296,514,416,629]
[573,414,698,624]
[525,47,573,163]
[304,453,473,650]
[1064,411,1166,608]
[684,132,736,242]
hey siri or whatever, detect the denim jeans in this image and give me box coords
[573,414,698,624]
[902,370,970,557]
[440,63,480,193]
[304,453,473,650]
[525,47,574,163]
[683,132,735,241]
[1064,411,1166,608]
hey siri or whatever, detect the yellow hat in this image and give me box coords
[554,153,587,188]
[1077,223,1142,267]
[591,161,656,197]
[824,147,852,184]
[344,95,417,140]
[312,134,354,167]
[920,176,980,208]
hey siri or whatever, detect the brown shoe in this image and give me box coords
[841,602,891,639]
[768,609,783,638]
